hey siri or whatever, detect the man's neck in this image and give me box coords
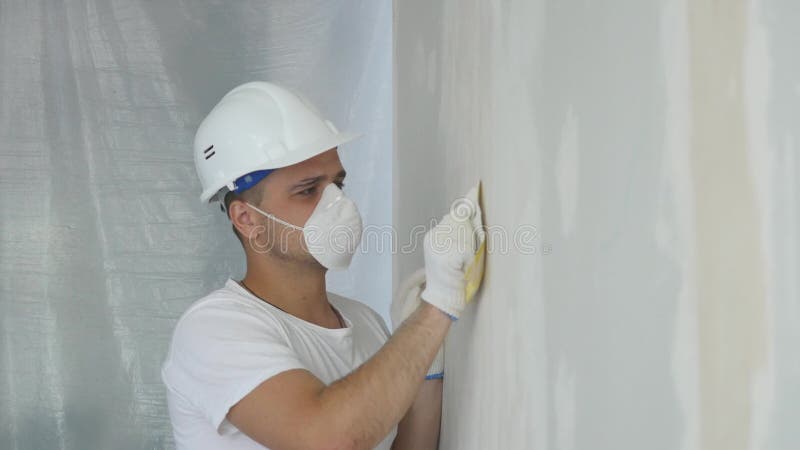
[240,256,341,328]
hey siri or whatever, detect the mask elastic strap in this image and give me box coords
[245,203,304,231]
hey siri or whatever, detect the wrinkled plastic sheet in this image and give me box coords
[0,1,391,448]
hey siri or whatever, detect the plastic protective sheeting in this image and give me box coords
[0,1,391,448]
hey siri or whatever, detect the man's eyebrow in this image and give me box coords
[292,175,323,188]
[292,170,347,189]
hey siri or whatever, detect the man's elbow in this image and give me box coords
[307,420,384,450]
[304,414,367,450]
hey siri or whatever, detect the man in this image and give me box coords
[161,82,481,449]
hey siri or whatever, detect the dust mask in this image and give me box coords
[245,183,363,270]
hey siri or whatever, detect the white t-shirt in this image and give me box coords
[161,278,397,450]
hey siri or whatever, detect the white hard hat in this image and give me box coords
[193,81,361,203]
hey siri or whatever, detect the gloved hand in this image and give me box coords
[390,268,444,379]
[389,184,485,380]
[420,185,484,320]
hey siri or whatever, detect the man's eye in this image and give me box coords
[335,181,345,189]
[300,187,317,196]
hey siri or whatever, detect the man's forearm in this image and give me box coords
[391,378,443,450]
[316,301,451,450]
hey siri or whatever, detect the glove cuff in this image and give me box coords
[425,345,445,379]
[420,286,464,320]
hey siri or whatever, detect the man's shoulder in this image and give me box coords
[170,280,278,344]
[178,281,252,320]
[163,281,286,372]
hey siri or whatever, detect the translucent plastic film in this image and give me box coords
[0,1,391,448]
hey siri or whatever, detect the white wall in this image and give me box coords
[394,1,799,449]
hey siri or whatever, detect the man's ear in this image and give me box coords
[229,200,258,239]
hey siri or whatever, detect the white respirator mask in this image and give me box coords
[245,183,363,270]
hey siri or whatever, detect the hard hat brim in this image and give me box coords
[200,130,362,203]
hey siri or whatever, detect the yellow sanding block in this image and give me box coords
[463,181,486,303]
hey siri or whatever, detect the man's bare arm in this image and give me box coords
[227,301,451,450]
[391,378,443,450]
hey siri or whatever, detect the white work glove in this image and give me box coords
[391,268,444,379]
[390,185,484,379]
[420,190,483,320]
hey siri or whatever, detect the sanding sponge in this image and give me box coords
[462,181,486,303]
